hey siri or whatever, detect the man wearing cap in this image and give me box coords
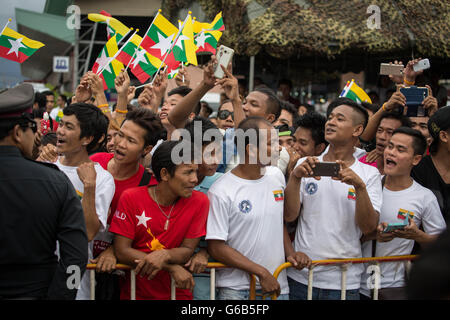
[412,106,450,223]
[0,83,88,300]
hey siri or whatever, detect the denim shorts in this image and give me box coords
[217,287,289,300]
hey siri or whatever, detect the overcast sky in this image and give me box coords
[0,0,46,87]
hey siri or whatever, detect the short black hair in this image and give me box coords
[151,140,196,182]
[124,108,163,148]
[392,126,427,156]
[379,112,412,128]
[183,116,221,146]
[168,86,192,97]
[34,92,46,109]
[41,132,57,147]
[200,101,213,115]
[58,94,68,103]
[326,97,369,130]
[253,87,281,122]
[42,90,54,98]
[295,111,328,147]
[361,101,379,114]
[280,101,297,117]
[298,103,315,114]
[63,103,108,153]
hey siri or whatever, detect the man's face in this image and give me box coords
[274,109,294,127]
[293,127,317,157]
[56,114,90,154]
[216,102,234,130]
[159,94,183,126]
[325,105,359,144]
[375,118,402,155]
[243,91,269,119]
[279,135,294,149]
[384,133,420,176]
[46,95,55,112]
[114,120,147,164]
[106,128,118,153]
[410,117,431,145]
[167,163,199,198]
[247,122,279,167]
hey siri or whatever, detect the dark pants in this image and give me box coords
[288,277,360,300]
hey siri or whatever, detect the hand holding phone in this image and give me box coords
[214,45,234,79]
[413,58,430,72]
[310,162,340,177]
[399,86,429,116]
[380,63,404,76]
[382,222,407,233]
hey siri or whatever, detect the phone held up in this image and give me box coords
[398,86,429,117]
[214,45,234,79]
[309,162,340,178]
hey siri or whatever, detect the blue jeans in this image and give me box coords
[287,277,360,300]
[193,275,211,300]
[217,288,289,300]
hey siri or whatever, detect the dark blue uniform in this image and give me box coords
[0,146,88,299]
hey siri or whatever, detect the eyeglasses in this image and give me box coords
[218,110,234,120]
[20,120,37,133]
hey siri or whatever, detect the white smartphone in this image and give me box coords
[413,58,430,72]
[380,63,404,76]
[214,45,234,79]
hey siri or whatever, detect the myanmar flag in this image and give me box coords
[116,34,162,84]
[193,12,225,54]
[273,190,284,202]
[347,188,356,200]
[167,63,181,79]
[172,15,198,66]
[0,27,44,63]
[339,79,372,104]
[397,208,414,221]
[91,35,123,90]
[88,13,130,41]
[141,12,178,61]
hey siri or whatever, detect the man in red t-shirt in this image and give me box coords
[110,140,209,300]
[90,108,163,268]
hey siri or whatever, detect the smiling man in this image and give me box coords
[360,127,445,299]
[110,140,209,300]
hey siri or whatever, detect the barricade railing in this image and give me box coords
[271,254,418,300]
[86,262,257,300]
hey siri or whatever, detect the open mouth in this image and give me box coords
[385,158,397,168]
[115,149,126,159]
[159,112,168,119]
[56,138,66,147]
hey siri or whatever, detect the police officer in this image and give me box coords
[0,84,88,300]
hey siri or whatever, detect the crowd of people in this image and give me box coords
[0,55,449,300]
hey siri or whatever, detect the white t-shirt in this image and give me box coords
[287,154,382,290]
[360,180,446,296]
[322,144,366,159]
[55,159,115,300]
[206,166,289,294]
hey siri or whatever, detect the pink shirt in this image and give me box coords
[358,154,378,168]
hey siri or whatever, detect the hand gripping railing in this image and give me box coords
[87,262,257,300]
[271,255,418,300]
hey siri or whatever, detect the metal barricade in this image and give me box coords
[271,254,418,300]
[86,264,135,300]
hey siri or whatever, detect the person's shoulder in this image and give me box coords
[412,179,438,200]
[191,190,209,201]
[26,159,66,178]
[121,185,148,199]
[90,152,113,164]
[94,162,114,180]
[265,166,284,180]
[355,157,380,176]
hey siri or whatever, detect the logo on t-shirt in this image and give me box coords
[114,210,126,220]
[305,182,318,195]
[398,208,414,221]
[273,190,284,201]
[238,200,252,214]
[75,189,83,200]
[347,188,356,200]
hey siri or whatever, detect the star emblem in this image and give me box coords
[136,211,152,228]
[95,50,112,74]
[7,38,26,57]
[168,68,179,78]
[131,48,148,69]
[195,30,210,49]
[151,32,175,57]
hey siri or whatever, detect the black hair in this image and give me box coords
[168,86,192,97]
[41,132,57,147]
[59,94,67,103]
[200,101,213,116]
[280,100,297,123]
[218,99,232,112]
[295,111,328,147]
[63,103,108,153]
[298,103,315,114]
[361,101,380,114]
[392,126,427,156]
[151,140,196,182]
[183,116,221,146]
[253,87,282,122]
[379,112,412,128]
[124,108,163,148]
[326,97,369,130]
[42,90,54,98]
[275,123,292,135]
[34,92,46,109]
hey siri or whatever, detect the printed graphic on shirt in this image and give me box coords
[273,190,284,201]
[397,208,415,221]
[114,210,127,221]
[76,189,83,200]
[238,200,252,214]
[146,227,166,251]
[305,182,318,195]
[136,211,152,228]
[347,188,356,200]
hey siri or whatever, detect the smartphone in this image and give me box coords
[214,45,234,79]
[413,58,430,72]
[383,222,407,233]
[399,86,429,116]
[310,162,340,177]
[380,63,404,76]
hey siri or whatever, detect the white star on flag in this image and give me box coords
[151,32,175,57]
[168,68,179,78]
[131,48,148,69]
[7,38,26,57]
[95,50,112,74]
[136,211,151,228]
[175,34,189,49]
[195,30,210,49]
